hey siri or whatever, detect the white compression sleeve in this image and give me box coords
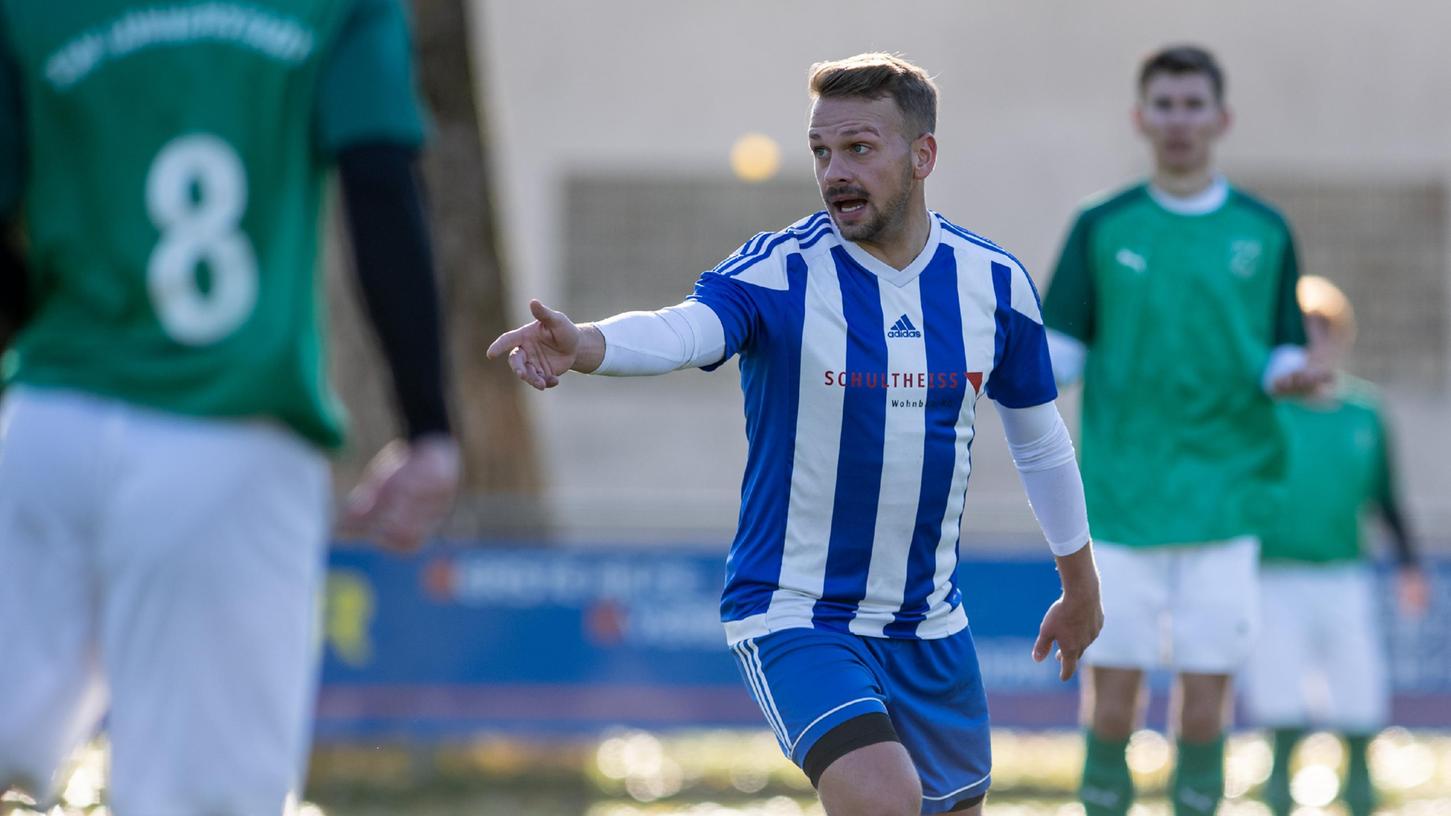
[996,401,1091,556]
[1045,328,1087,387]
[592,300,727,376]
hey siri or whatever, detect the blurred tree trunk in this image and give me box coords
[328,0,543,534]
[411,0,542,501]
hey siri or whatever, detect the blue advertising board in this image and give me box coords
[315,545,1451,740]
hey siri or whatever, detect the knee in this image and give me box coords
[1179,699,1227,741]
[1089,694,1138,738]
[1084,671,1142,740]
[850,773,922,816]
[819,761,922,816]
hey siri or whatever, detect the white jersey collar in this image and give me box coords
[1148,174,1229,216]
[834,209,943,288]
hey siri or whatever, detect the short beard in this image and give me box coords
[832,163,914,244]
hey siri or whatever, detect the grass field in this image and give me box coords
[9,729,1449,815]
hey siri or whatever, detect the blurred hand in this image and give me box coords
[1270,363,1333,397]
[486,299,593,390]
[340,434,461,553]
[1035,545,1104,681]
[1397,565,1430,618]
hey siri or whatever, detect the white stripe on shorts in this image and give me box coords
[733,641,788,747]
[922,771,992,801]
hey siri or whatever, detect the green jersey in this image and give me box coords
[1042,182,1306,547]
[0,0,426,448]
[1260,378,1396,564]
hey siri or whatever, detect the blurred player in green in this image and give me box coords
[1041,45,1327,816]
[0,1,460,812]
[1244,275,1428,816]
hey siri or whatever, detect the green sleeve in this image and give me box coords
[315,0,427,155]
[1040,212,1096,344]
[1271,224,1307,347]
[0,12,24,219]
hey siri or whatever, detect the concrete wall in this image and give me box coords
[468,0,1451,547]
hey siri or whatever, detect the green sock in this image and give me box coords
[1172,735,1225,816]
[1080,731,1134,816]
[1263,728,1303,816]
[1342,733,1376,816]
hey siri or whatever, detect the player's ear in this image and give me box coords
[912,132,937,181]
[1216,104,1233,137]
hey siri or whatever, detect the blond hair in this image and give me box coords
[807,53,938,139]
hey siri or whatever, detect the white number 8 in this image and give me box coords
[146,134,258,345]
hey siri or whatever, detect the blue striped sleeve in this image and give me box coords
[689,271,757,371]
[986,263,1058,408]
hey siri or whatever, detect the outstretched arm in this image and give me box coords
[486,299,600,390]
[487,299,726,390]
[997,401,1103,680]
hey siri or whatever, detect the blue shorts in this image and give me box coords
[730,625,991,813]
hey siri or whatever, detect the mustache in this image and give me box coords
[824,186,869,201]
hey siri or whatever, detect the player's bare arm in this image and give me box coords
[489,297,727,388]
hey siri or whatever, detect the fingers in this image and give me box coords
[355,479,450,554]
[1059,647,1080,681]
[487,324,532,359]
[508,347,552,391]
[490,301,575,389]
[1032,626,1052,663]
[529,298,568,328]
[1036,627,1084,680]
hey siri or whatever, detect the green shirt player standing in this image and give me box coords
[1244,275,1427,816]
[0,1,461,813]
[1041,45,1327,816]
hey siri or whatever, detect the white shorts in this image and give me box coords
[1241,563,1388,732]
[1083,538,1259,673]
[0,387,330,815]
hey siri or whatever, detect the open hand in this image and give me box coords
[486,299,585,390]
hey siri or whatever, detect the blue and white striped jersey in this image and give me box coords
[691,210,1057,644]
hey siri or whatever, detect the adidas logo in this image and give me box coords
[887,314,922,339]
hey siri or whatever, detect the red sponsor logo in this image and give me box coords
[823,370,982,392]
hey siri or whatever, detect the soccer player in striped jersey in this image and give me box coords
[0,1,459,812]
[1243,276,1428,816]
[491,53,1103,816]
[1041,46,1328,816]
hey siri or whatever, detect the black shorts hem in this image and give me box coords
[802,711,900,788]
